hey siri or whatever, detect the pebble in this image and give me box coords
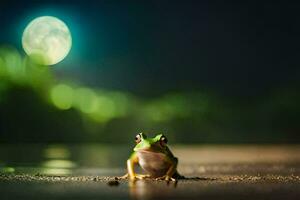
[107,180,120,186]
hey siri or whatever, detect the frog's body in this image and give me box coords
[126,133,183,181]
[136,150,172,177]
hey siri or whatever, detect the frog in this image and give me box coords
[124,133,184,181]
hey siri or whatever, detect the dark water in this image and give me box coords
[0,144,131,176]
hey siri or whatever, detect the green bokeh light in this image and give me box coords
[73,88,98,113]
[89,95,117,122]
[50,84,74,110]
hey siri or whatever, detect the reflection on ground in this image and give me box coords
[0,144,300,199]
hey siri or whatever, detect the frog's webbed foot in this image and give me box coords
[116,173,129,180]
[155,175,176,182]
[116,173,150,180]
[135,174,151,180]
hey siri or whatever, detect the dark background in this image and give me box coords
[0,1,299,143]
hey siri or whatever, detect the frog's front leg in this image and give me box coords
[135,174,151,179]
[127,152,150,180]
[156,157,178,181]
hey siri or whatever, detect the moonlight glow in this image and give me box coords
[22,16,72,65]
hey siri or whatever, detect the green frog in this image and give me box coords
[125,133,183,181]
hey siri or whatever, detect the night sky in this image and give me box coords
[0,1,299,97]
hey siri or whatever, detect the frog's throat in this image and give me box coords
[134,147,150,152]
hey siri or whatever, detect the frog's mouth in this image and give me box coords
[134,145,164,153]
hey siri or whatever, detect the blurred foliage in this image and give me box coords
[0,45,299,143]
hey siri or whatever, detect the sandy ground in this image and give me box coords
[0,145,300,200]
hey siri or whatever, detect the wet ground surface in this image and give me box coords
[0,144,300,199]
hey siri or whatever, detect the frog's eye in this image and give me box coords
[135,133,142,143]
[160,135,168,146]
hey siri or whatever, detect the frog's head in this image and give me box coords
[133,133,168,153]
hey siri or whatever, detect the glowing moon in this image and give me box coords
[22,16,72,65]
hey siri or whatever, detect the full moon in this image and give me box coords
[22,16,72,65]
